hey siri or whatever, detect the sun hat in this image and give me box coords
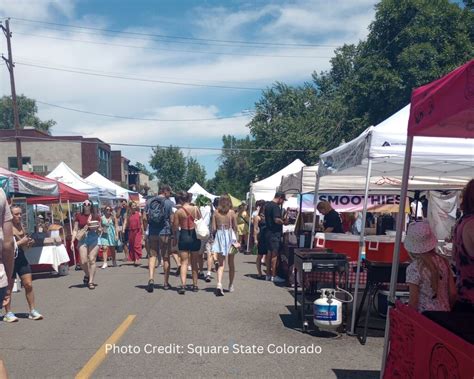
[403,221,437,254]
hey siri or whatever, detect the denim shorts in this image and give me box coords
[79,231,100,247]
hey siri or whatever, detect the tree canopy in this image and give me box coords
[0,95,56,134]
[210,0,473,198]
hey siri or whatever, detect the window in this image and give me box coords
[8,157,31,172]
[98,148,111,178]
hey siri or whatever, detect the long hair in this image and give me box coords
[408,250,442,296]
[256,200,266,216]
[460,179,474,215]
[218,194,232,215]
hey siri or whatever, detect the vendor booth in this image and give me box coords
[86,171,139,201]
[313,99,473,337]
[382,60,474,378]
[187,182,217,202]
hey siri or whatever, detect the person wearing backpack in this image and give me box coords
[145,185,174,293]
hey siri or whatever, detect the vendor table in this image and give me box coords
[25,244,70,272]
[293,249,349,333]
[354,260,408,345]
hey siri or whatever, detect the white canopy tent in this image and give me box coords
[280,165,468,195]
[187,182,217,201]
[86,171,137,201]
[314,104,473,335]
[47,162,115,199]
[251,159,306,201]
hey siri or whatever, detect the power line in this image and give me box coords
[35,100,251,122]
[14,32,332,59]
[10,16,340,49]
[0,135,317,153]
[15,61,264,91]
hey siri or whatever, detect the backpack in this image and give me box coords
[147,196,166,226]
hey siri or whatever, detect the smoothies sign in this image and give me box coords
[317,194,408,213]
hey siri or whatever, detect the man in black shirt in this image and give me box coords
[316,201,343,233]
[264,192,288,283]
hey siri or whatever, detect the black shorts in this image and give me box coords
[265,231,281,253]
[178,229,201,252]
[122,229,129,243]
[258,230,267,255]
[13,248,32,278]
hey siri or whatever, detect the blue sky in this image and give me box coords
[0,0,379,179]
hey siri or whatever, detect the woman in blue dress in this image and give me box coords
[100,206,119,268]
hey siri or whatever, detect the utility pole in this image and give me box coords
[1,18,23,170]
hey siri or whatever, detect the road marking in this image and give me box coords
[75,314,136,379]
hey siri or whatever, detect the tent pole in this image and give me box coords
[348,158,373,335]
[310,173,321,248]
[67,200,76,266]
[246,190,253,252]
[380,135,413,378]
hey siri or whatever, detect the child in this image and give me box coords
[404,222,456,313]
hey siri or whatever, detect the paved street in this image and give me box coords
[1,253,383,378]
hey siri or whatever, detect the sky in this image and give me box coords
[0,0,378,179]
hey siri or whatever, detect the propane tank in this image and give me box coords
[314,288,342,330]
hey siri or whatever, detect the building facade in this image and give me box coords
[0,128,113,178]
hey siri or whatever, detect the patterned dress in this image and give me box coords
[99,215,117,247]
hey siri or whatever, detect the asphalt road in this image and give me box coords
[1,253,383,378]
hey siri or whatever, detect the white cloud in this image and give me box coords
[0,0,378,176]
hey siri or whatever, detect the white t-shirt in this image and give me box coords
[0,188,13,288]
[200,205,212,227]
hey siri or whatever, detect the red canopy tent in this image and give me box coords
[383,59,474,378]
[17,171,88,204]
[408,59,474,138]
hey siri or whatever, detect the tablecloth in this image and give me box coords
[25,245,70,272]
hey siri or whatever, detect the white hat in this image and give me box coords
[403,222,437,254]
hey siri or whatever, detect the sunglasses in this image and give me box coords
[105,208,112,211]
[83,203,92,207]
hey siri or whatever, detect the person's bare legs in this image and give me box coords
[217,254,225,287]
[179,251,189,287]
[21,274,35,312]
[148,235,158,281]
[88,244,99,285]
[271,252,278,278]
[191,253,200,286]
[79,244,89,278]
[163,256,170,286]
[228,254,235,289]
[110,246,116,266]
[207,251,214,273]
[0,359,9,379]
[101,246,108,268]
[265,252,272,277]
[198,252,204,275]
[172,252,180,270]
[256,254,263,276]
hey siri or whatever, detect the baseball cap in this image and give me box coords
[275,191,287,201]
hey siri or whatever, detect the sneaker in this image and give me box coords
[272,276,286,284]
[198,272,205,280]
[205,274,212,283]
[265,275,272,281]
[178,286,186,295]
[229,284,235,293]
[28,309,43,320]
[101,264,108,269]
[3,312,18,323]
[215,284,224,297]
[147,279,154,293]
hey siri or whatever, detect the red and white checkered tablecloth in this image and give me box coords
[304,261,367,289]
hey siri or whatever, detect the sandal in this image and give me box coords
[192,285,199,293]
[177,286,185,295]
[88,283,95,290]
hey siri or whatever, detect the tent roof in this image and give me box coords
[251,159,306,201]
[86,171,138,201]
[319,105,474,181]
[408,59,474,138]
[0,167,59,197]
[187,182,216,200]
[47,162,115,198]
[17,171,88,204]
[279,165,468,194]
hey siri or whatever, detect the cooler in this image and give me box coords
[315,233,360,261]
[365,235,409,263]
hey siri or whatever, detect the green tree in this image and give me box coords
[0,95,56,134]
[149,146,186,190]
[184,157,206,190]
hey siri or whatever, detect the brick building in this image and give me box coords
[0,128,114,178]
